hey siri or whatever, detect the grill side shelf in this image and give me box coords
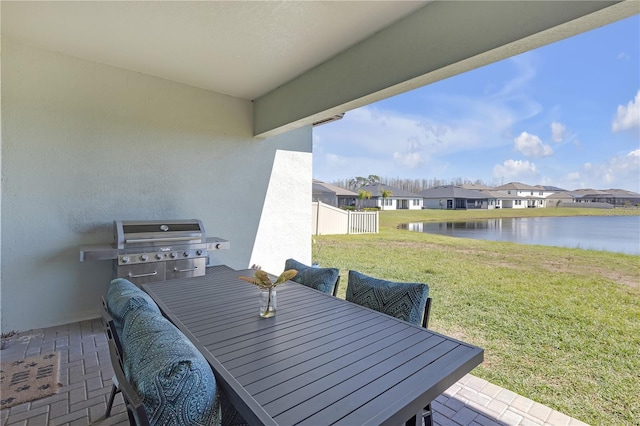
[79,244,118,261]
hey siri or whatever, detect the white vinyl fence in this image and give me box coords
[312,201,379,235]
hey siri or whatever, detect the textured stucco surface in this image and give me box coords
[1,39,311,330]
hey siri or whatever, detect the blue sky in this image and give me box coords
[312,14,640,192]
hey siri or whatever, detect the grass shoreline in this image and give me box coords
[312,208,639,425]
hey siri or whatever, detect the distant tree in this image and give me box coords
[348,176,370,190]
[339,175,489,192]
[380,189,393,210]
[367,175,381,185]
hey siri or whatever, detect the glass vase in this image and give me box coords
[259,287,277,318]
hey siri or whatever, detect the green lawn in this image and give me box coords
[312,208,640,425]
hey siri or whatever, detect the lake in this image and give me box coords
[399,215,640,255]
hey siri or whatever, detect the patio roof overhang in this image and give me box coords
[3,1,637,138]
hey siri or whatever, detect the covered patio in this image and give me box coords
[1,1,636,424]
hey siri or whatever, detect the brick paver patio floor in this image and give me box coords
[0,319,589,426]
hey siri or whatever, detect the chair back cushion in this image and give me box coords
[121,307,220,426]
[285,258,339,295]
[107,278,161,335]
[346,270,429,326]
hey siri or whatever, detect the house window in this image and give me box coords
[539,191,543,196]
[384,198,392,206]
[507,190,511,194]
[412,199,420,206]
[515,200,521,205]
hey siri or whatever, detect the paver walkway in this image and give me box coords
[0,319,589,426]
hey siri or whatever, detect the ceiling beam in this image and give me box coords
[253,1,638,138]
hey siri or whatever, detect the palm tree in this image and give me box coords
[357,190,372,210]
[380,189,393,210]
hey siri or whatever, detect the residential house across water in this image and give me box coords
[358,183,423,210]
[319,180,640,211]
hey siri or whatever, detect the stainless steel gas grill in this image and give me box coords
[80,219,229,286]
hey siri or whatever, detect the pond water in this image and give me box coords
[399,215,640,255]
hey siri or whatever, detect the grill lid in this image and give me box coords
[114,219,205,248]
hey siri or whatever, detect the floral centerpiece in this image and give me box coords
[239,268,297,318]
[1,330,18,350]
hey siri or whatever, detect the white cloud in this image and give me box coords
[514,132,553,158]
[493,159,538,181]
[563,149,640,191]
[325,153,349,168]
[551,122,566,143]
[393,152,423,168]
[612,90,640,132]
[313,51,545,181]
[312,102,518,179]
[567,172,580,181]
[393,136,424,168]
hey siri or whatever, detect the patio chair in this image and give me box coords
[346,270,433,426]
[101,278,162,419]
[100,297,123,419]
[284,258,340,296]
[107,338,150,425]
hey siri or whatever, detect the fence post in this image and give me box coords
[316,201,322,236]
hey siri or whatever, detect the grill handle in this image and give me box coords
[127,271,158,278]
[173,266,199,273]
[125,237,200,244]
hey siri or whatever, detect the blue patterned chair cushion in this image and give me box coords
[121,307,220,426]
[284,258,339,295]
[346,270,429,326]
[107,278,161,336]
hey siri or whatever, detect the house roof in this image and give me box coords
[461,183,494,191]
[359,184,420,198]
[570,188,640,198]
[3,1,634,137]
[417,185,495,199]
[606,189,640,197]
[546,192,579,200]
[313,180,357,197]
[495,182,543,191]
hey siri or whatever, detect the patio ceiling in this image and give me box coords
[3,1,636,136]
[2,1,427,100]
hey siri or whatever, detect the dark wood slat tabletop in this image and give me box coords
[143,267,483,426]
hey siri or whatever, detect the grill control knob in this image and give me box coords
[215,244,222,249]
[196,249,203,256]
[170,252,177,259]
[140,254,148,261]
[121,256,130,263]
[183,251,190,257]
[155,253,163,260]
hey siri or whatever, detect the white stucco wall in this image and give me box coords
[1,40,312,331]
[0,3,4,332]
[249,149,312,273]
[409,200,422,210]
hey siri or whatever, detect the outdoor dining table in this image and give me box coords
[142,265,484,426]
